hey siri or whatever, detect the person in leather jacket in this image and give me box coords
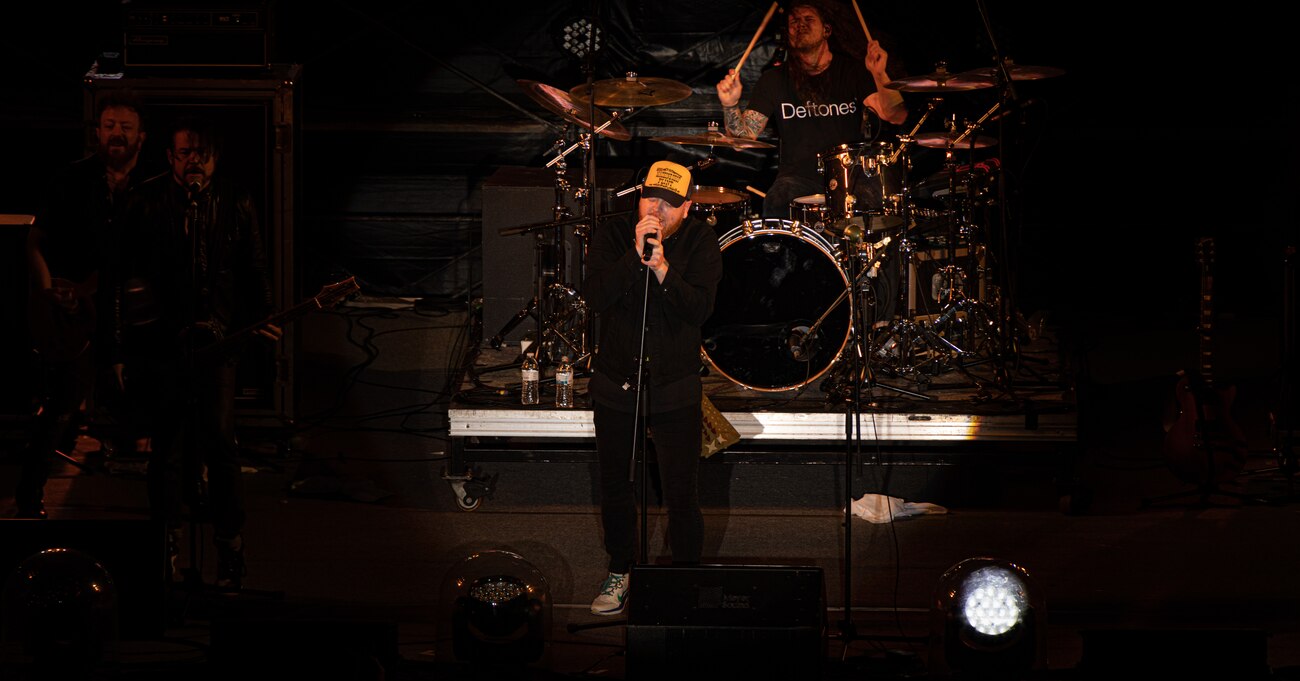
[124,117,278,593]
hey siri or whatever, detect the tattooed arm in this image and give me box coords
[716,69,769,139]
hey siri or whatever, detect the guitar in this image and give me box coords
[1161,237,1248,487]
[184,277,360,366]
[28,274,99,363]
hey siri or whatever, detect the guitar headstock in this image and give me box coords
[312,276,360,311]
[1196,236,1215,269]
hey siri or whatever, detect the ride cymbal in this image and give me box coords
[570,74,693,108]
[517,79,632,141]
[885,64,993,93]
[651,131,775,149]
[961,60,1065,81]
[913,131,998,149]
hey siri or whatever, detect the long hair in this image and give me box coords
[785,0,868,103]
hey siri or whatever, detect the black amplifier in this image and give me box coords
[124,3,270,69]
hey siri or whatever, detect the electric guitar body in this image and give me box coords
[1162,237,1248,487]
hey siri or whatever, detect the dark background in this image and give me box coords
[2,0,1295,384]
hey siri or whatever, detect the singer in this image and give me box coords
[583,159,723,615]
[123,117,279,593]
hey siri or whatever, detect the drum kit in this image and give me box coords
[496,55,1063,402]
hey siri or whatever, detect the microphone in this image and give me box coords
[787,326,815,361]
[187,181,202,198]
[987,98,1040,123]
[642,230,657,261]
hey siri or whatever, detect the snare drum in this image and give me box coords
[689,185,751,232]
[789,194,830,230]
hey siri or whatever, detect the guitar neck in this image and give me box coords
[1197,237,1215,386]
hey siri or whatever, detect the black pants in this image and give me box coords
[593,401,703,574]
[144,357,245,539]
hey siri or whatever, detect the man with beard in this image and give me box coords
[126,117,277,593]
[716,0,908,218]
[584,160,722,615]
[14,93,156,519]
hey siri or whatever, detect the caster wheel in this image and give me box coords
[456,494,482,512]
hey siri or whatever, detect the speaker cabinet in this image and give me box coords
[84,66,300,426]
[480,166,633,345]
[626,564,826,680]
[0,519,166,640]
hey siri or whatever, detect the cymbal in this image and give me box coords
[885,65,993,93]
[961,62,1065,81]
[517,79,632,141]
[570,75,693,108]
[913,131,998,149]
[651,131,775,150]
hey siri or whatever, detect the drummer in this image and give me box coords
[716,0,908,218]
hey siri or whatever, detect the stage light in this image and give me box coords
[441,550,551,667]
[1,548,120,678]
[557,17,602,59]
[930,557,1045,680]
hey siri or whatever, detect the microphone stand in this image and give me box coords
[974,0,1022,391]
[632,258,653,565]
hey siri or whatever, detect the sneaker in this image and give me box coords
[590,572,629,616]
[214,536,246,594]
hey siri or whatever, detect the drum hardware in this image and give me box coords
[487,121,591,366]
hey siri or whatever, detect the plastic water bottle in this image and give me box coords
[520,354,540,405]
[555,356,574,408]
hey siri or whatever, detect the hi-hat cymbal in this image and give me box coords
[570,74,693,108]
[517,79,632,141]
[885,64,993,92]
[913,131,998,149]
[651,131,775,150]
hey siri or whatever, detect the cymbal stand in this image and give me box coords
[917,120,1017,399]
[866,136,972,390]
[487,126,591,371]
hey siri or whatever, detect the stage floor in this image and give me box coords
[449,321,1078,470]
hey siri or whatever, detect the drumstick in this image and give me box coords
[734,2,779,76]
[850,0,874,43]
[745,185,767,198]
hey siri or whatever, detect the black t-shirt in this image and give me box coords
[748,56,879,183]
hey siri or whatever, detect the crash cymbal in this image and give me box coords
[913,131,998,149]
[961,61,1065,81]
[517,79,632,141]
[885,64,993,93]
[570,74,693,108]
[651,131,775,150]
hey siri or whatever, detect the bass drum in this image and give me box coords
[702,219,851,392]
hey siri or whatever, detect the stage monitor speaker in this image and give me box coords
[0,519,166,640]
[481,166,634,345]
[626,564,826,681]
